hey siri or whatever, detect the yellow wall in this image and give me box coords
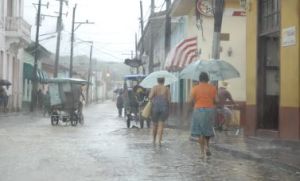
[185,1,247,101]
[246,0,258,105]
[280,0,300,108]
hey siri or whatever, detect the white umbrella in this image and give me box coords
[139,70,177,88]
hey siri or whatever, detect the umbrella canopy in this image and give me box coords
[0,79,12,86]
[139,70,177,88]
[179,59,240,81]
[113,88,123,94]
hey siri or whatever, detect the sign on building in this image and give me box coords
[282,26,296,47]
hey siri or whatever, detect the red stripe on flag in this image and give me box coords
[165,37,198,71]
[179,45,197,67]
[171,37,197,68]
[175,42,197,67]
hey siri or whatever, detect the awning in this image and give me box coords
[23,63,49,83]
[164,37,198,72]
[170,0,195,17]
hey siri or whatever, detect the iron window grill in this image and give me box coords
[259,0,280,35]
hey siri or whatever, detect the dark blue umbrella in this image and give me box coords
[0,79,12,86]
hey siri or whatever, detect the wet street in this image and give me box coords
[0,101,299,181]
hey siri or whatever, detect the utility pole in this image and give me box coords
[69,4,77,77]
[70,18,94,77]
[212,0,225,59]
[86,42,93,105]
[30,0,42,112]
[95,60,98,102]
[165,0,171,59]
[148,0,155,73]
[151,0,155,14]
[54,0,65,77]
[139,0,145,74]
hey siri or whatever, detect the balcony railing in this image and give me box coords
[5,17,31,42]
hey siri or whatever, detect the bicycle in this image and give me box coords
[215,105,240,135]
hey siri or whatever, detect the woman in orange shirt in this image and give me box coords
[188,72,217,157]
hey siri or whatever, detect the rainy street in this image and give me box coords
[0,101,299,181]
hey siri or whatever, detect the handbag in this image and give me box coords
[142,101,152,118]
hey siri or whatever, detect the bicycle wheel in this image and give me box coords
[71,113,78,126]
[51,112,59,126]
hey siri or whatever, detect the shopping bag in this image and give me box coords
[142,101,152,118]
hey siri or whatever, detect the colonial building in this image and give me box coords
[164,0,246,127]
[0,0,31,111]
[245,0,300,140]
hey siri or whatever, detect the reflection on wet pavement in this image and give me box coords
[0,101,299,181]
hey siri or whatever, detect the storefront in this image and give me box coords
[245,0,300,140]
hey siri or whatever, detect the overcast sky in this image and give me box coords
[24,0,166,62]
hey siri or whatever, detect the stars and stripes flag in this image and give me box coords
[164,37,198,72]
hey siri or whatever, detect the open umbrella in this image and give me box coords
[0,79,12,86]
[113,88,123,94]
[139,70,177,88]
[179,59,240,81]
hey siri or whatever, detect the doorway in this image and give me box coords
[257,0,280,130]
[257,36,280,130]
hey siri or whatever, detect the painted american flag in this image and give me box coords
[164,37,198,72]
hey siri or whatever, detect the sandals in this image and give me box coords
[206,150,212,156]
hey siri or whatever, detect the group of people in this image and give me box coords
[149,72,235,157]
[116,72,235,157]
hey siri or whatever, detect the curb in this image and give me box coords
[0,112,31,118]
[211,143,300,173]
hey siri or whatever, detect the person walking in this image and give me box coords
[0,86,8,112]
[116,92,124,117]
[217,81,237,129]
[188,72,217,158]
[148,77,171,146]
[43,91,51,116]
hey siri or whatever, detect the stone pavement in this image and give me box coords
[210,131,300,173]
[0,101,300,180]
[168,115,300,173]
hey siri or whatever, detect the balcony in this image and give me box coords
[5,17,31,44]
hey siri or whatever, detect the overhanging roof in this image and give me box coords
[170,0,195,17]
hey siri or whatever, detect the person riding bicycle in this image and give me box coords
[216,81,237,129]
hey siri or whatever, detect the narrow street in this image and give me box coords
[0,101,299,181]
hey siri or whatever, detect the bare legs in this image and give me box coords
[198,136,205,157]
[153,121,164,146]
[198,136,211,157]
[158,121,164,145]
[153,122,158,144]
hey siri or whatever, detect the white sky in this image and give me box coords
[24,0,166,62]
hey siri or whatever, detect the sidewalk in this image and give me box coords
[210,130,300,172]
[0,111,30,118]
[168,115,300,172]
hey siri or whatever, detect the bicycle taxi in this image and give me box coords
[47,78,88,126]
[123,74,151,128]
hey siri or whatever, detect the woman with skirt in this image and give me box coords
[188,72,217,157]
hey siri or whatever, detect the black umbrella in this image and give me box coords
[0,79,12,86]
[113,88,123,94]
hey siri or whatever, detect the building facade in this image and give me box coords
[0,0,31,111]
[245,0,300,140]
[165,0,246,127]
